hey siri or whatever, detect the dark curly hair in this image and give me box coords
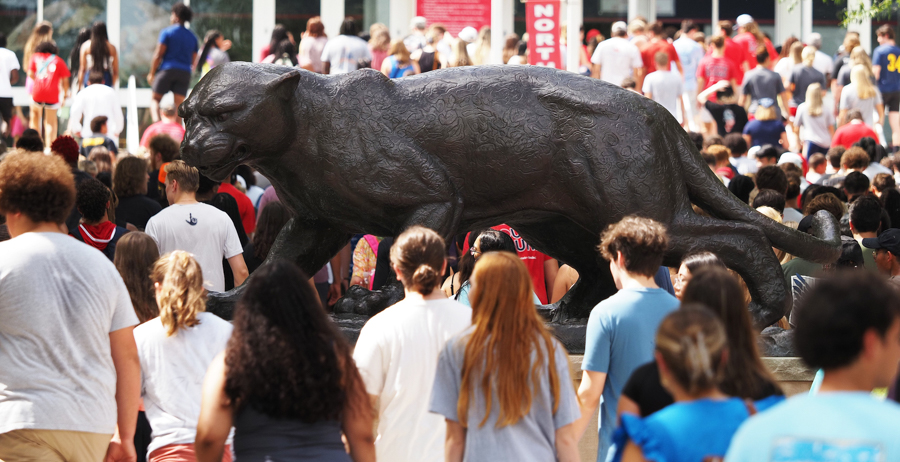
[76,178,111,222]
[224,260,367,422]
[149,134,181,163]
[0,149,75,223]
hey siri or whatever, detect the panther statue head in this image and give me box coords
[179,63,305,181]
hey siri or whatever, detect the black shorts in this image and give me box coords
[151,68,191,96]
[0,97,12,125]
[884,91,900,112]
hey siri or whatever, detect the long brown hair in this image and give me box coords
[151,251,207,336]
[458,252,564,427]
[388,38,411,64]
[23,20,53,68]
[113,156,148,198]
[681,267,782,399]
[502,33,519,64]
[114,231,159,323]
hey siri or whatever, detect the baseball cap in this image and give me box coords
[410,16,427,30]
[735,14,754,30]
[458,26,478,43]
[587,28,601,41]
[611,21,628,34]
[777,152,803,169]
[798,214,816,234]
[160,92,176,110]
[862,229,900,256]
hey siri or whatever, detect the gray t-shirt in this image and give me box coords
[741,67,786,113]
[641,70,683,119]
[795,101,836,147]
[429,327,580,462]
[0,232,138,435]
[789,65,826,106]
[840,82,883,128]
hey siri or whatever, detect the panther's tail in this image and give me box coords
[676,128,841,264]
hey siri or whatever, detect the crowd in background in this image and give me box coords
[2,3,900,462]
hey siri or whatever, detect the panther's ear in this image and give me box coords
[267,69,303,101]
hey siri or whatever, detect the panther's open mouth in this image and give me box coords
[186,141,252,182]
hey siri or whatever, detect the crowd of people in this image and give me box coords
[2,3,900,462]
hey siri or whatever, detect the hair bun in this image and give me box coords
[412,264,440,293]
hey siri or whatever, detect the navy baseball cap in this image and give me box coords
[862,229,900,256]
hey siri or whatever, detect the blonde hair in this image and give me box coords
[756,206,782,223]
[754,104,778,121]
[164,160,199,193]
[789,41,804,65]
[151,251,206,336]
[459,252,566,428]
[801,45,816,66]
[472,26,491,65]
[448,38,471,67]
[23,20,53,70]
[388,38,411,64]
[806,82,824,117]
[656,306,728,395]
[851,64,877,100]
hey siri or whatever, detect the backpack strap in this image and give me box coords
[743,399,757,417]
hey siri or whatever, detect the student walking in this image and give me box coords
[354,226,472,462]
[430,252,581,462]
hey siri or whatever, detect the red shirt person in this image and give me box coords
[732,15,778,70]
[697,35,740,100]
[640,22,683,75]
[833,110,880,149]
[140,99,185,148]
[29,45,70,105]
[708,21,750,84]
[463,224,558,304]
[218,182,256,234]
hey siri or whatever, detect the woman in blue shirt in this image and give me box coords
[612,306,782,462]
[742,98,788,149]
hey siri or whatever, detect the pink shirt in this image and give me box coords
[140,121,185,148]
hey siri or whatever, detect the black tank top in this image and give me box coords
[419,51,440,73]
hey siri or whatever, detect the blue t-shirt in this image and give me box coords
[873,44,900,93]
[742,119,785,148]
[158,24,198,72]
[611,397,784,462]
[725,392,900,462]
[583,287,680,462]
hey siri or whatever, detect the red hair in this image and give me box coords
[51,135,80,165]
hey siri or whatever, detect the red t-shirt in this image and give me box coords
[29,53,70,104]
[697,55,739,91]
[732,33,778,71]
[641,39,680,75]
[706,38,749,84]
[463,224,554,304]
[140,121,185,147]
[832,121,879,149]
[219,183,257,234]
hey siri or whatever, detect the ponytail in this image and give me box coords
[655,305,728,395]
[151,251,207,336]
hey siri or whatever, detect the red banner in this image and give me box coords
[416,0,491,37]
[526,1,561,69]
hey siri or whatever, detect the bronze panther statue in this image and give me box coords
[180,62,840,328]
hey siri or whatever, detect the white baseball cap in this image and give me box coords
[777,152,804,169]
[410,16,427,30]
[735,14,754,29]
[611,21,628,34]
[458,26,478,43]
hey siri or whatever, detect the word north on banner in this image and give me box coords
[526,0,561,69]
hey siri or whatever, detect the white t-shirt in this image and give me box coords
[774,57,794,84]
[591,37,643,86]
[68,83,125,137]
[730,155,758,175]
[813,50,834,78]
[352,297,472,462]
[321,35,372,74]
[134,312,233,454]
[0,47,20,98]
[642,70,684,118]
[145,202,243,292]
[0,232,138,435]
